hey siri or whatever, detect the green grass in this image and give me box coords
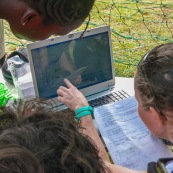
[4,0,173,77]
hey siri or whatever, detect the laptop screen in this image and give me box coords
[28,26,114,99]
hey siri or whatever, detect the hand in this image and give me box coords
[57,78,89,111]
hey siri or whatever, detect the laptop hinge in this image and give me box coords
[107,82,114,87]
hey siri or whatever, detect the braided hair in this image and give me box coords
[24,0,95,25]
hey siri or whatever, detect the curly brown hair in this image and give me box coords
[0,144,44,173]
[0,98,109,173]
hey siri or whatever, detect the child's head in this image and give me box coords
[0,144,44,173]
[5,0,95,41]
[135,43,173,141]
[0,98,108,173]
[24,0,94,26]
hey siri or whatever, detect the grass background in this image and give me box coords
[4,0,173,77]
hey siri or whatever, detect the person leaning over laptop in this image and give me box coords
[57,42,173,173]
[0,0,95,67]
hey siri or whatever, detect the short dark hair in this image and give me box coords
[0,98,108,173]
[24,0,95,25]
[136,42,173,118]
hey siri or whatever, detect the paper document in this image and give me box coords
[94,96,172,170]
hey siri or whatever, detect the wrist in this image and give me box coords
[80,115,93,127]
[80,114,93,123]
[74,102,89,111]
[74,106,94,122]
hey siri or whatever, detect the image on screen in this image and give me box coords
[31,32,113,99]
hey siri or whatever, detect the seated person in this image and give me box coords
[57,43,173,173]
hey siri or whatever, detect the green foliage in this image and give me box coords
[4,0,173,77]
[0,82,16,107]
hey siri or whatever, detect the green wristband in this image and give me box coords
[75,106,94,121]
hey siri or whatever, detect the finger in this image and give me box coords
[58,86,72,96]
[58,96,70,106]
[58,86,68,92]
[57,96,62,102]
[57,86,75,100]
[64,78,75,88]
[58,96,65,103]
[57,89,67,96]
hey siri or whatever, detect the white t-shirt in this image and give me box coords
[0,19,5,59]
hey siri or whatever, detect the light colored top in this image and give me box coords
[0,19,5,58]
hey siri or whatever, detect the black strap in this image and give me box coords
[1,48,29,84]
[7,47,28,62]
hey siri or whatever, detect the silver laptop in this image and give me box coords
[27,26,129,110]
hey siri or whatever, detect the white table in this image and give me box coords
[0,69,134,97]
[114,77,134,96]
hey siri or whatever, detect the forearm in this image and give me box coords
[57,79,111,163]
[57,79,148,173]
[80,116,148,173]
[105,162,147,173]
[80,115,111,163]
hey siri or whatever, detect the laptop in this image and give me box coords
[27,26,129,110]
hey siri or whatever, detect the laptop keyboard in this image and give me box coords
[56,90,130,113]
[88,90,130,108]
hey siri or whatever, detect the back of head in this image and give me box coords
[0,99,107,173]
[0,144,44,173]
[24,0,95,25]
[136,42,173,116]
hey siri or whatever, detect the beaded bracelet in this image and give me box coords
[74,106,94,122]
